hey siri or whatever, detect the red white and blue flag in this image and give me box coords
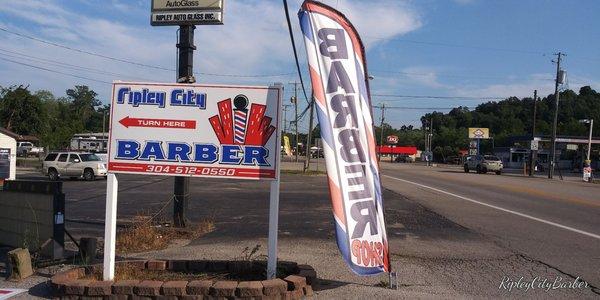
[298,1,390,275]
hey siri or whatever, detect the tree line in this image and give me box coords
[0,85,108,150]
[386,86,599,160]
[307,86,599,161]
[2,84,598,160]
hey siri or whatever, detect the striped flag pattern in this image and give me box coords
[234,110,248,144]
[299,1,390,275]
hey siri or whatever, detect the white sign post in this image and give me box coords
[103,173,118,281]
[103,82,283,280]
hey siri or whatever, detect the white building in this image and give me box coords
[0,128,18,181]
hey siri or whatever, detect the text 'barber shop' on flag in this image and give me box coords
[298,1,390,275]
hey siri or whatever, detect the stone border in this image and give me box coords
[51,260,317,299]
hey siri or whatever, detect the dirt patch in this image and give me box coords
[116,216,215,254]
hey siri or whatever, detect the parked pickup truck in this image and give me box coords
[17,142,44,157]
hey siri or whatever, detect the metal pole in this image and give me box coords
[549,52,563,179]
[588,120,593,161]
[291,82,299,163]
[529,90,537,176]
[173,25,196,228]
[305,98,315,172]
[378,104,386,161]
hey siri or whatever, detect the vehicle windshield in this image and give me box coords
[79,154,101,162]
[484,155,500,161]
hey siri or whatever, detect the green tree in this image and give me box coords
[0,85,44,135]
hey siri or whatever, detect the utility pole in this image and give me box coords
[173,25,196,228]
[103,110,107,137]
[282,105,292,133]
[549,52,564,179]
[529,90,538,176]
[304,98,315,172]
[587,119,594,162]
[428,117,433,166]
[289,82,300,162]
[378,104,386,161]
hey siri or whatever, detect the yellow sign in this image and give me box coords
[468,128,490,139]
[283,136,293,157]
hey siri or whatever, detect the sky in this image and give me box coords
[0,0,599,131]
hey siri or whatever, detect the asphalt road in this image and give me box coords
[9,167,600,298]
[381,163,600,296]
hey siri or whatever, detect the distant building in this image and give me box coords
[497,135,599,170]
[70,132,108,152]
[0,128,18,182]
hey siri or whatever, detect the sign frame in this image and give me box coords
[106,81,282,181]
[151,0,225,26]
[104,83,284,280]
[386,135,399,145]
[469,127,490,139]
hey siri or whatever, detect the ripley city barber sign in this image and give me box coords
[107,82,282,180]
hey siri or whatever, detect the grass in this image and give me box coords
[281,169,326,176]
[85,263,221,281]
[116,215,215,254]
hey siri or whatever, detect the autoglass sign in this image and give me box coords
[151,0,223,11]
[151,0,224,26]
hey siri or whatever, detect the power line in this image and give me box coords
[0,27,174,71]
[283,0,311,104]
[0,48,157,81]
[369,69,555,81]
[0,26,295,78]
[373,105,476,110]
[372,94,505,100]
[363,35,546,55]
[0,56,112,84]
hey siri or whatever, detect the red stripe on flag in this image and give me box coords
[310,66,326,107]
[328,178,346,226]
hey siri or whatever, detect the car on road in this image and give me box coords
[464,155,503,175]
[395,154,415,163]
[43,152,107,181]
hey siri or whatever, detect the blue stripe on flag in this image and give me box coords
[299,11,314,42]
[315,104,334,149]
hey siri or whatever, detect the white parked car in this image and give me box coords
[43,152,107,181]
[464,155,503,175]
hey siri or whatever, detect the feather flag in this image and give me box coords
[298,0,390,275]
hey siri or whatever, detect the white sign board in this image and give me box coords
[530,140,539,151]
[151,11,223,26]
[108,82,282,180]
[151,0,224,26]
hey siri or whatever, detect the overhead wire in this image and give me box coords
[372,94,505,100]
[0,26,295,78]
[0,48,158,81]
[0,56,112,84]
[282,0,311,105]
